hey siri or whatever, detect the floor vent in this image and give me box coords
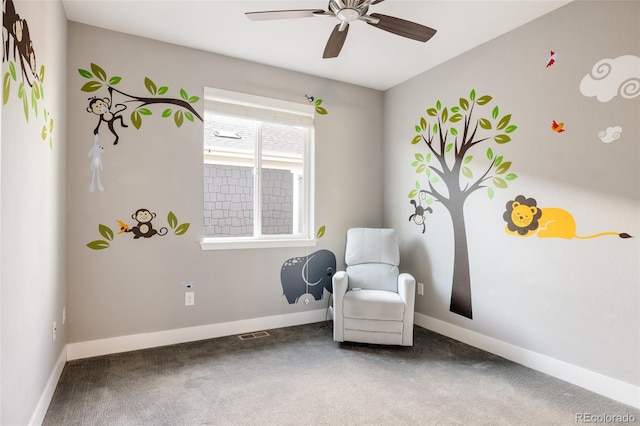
[238,331,270,340]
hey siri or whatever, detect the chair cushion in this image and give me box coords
[342,289,405,321]
[346,264,398,292]
[345,228,399,266]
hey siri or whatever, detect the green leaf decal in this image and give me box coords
[315,99,322,106]
[78,68,92,79]
[144,77,157,95]
[158,86,169,95]
[315,106,327,115]
[22,93,28,122]
[493,177,507,188]
[87,240,110,250]
[9,62,17,80]
[167,211,178,229]
[420,117,427,131]
[487,187,494,199]
[188,96,200,103]
[80,81,103,92]
[415,181,421,189]
[316,225,326,239]
[479,118,491,130]
[486,148,493,160]
[18,82,24,99]
[477,95,492,105]
[451,106,460,113]
[470,89,476,101]
[415,125,421,133]
[449,113,463,123]
[131,110,142,129]
[505,125,518,134]
[99,224,114,241]
[495,161,511,175]
[445,143,453,152]
[180,89,188,100]
[450,127,458,136]
[436,100,442,110]
[408,189,418,198]
[174,223,190,236]
[463,155,473,164]
[492,106,499,119]
[433,123,438,133]
[138,108,152,116]
[185,111,194,122]
[174,110,184,127]
[90,63,107,82]
[162,108,172,117]
[2,73,10,104]
[41,125,47,140]
[415,153,424,162]
[39,65,45,83]
[496,114,511,130]
[441,108,448,123]
[411,135,421,144]
[459,98,469,111]
[416,164,426,173]
[426,108,437,117]
[495,156,503,167]
[494,134,511,144]
[462,166,473,178]
[505,173,518,181]
[109,76,122,85]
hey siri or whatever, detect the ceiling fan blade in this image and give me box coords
[367,13,436,42]
[371,0,385,4]
[245,9,326,21]
[323,24,349,58]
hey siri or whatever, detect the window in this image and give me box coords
[201,88,315,250]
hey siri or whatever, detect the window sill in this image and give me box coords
[200,237,318,251]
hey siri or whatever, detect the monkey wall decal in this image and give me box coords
[88,134,105,192]
[87,87,128,145]
[409,190,433,234]
[120,209,168,239]
[3,0,38,86]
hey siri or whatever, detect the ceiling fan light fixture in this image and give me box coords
[336,8,360,22]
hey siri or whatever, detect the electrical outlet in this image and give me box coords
[417,282,424,296]
[185,291,195,306]
[52,322,57,342]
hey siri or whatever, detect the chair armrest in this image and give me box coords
[332,271,348,296]
[332,271,348,342]
[397,273,416,303]
[398,273,416,346]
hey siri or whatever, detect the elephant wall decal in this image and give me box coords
[280,249,336,304]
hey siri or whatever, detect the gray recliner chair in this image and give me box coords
[331,228,416,346]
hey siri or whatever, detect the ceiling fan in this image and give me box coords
[245,0,437,59]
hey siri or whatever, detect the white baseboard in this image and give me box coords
[67,308,329,361]
[29,346,67,426]
[414,313,640,409]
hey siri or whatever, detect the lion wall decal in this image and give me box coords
[503,195,632,239]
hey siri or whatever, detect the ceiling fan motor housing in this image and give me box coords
[329,0,371,22]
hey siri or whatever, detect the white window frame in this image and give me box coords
[201,88,316,251]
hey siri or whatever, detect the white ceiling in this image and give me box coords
[61,0,572,91]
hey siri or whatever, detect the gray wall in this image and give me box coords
[66,22,384,343]
[0,1,68,424]
[383,1,639,386]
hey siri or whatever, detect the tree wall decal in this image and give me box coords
[78,62,202,144]
[408,89,518,319]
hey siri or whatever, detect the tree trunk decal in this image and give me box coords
[408,89,518,319]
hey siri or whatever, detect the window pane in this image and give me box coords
[204,114,255,237]
[261,122,305,236]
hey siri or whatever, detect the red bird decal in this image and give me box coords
[551,120,565,133]
[546,50,557,68]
